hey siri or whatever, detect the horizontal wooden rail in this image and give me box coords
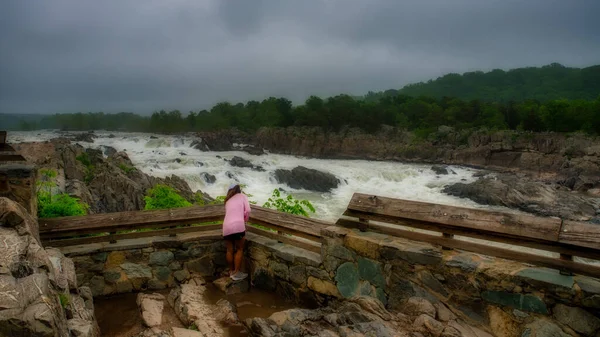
[39,204,331,253]
[340,193,600,279]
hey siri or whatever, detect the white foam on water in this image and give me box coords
[9,130,513,221]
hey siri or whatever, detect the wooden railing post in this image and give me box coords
[442,233,454,250]
[559,254,574,276]
[358,218,368,232]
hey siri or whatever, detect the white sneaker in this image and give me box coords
[230,272,248,281]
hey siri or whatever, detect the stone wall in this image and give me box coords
[0,163,37,217]
[246,226,600,337]
[65,236,227,297]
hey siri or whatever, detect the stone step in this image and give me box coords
[213,276,250,295]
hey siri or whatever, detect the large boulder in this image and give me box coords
[229,156,253,168]
[443,173,599,221]
[0,198,100,337]
[274,166,340,192]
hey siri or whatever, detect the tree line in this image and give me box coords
[15,93,600,135]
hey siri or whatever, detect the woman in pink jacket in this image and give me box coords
[223,184,251,281]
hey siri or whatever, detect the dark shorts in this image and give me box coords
[223,231,246,242]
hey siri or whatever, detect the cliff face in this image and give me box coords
[14,138,210,214]
[242,127,599,192]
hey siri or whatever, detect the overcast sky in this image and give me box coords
[1,0,599,115]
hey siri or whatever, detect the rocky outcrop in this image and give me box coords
[14,139,212,213]
[194,127,600,191]
[168,276,240,337]
[0,197,100,336]
[443,172,600,221]
[274,166,340,192]
[244,295,490,337]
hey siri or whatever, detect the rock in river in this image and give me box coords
[274,166,340,192]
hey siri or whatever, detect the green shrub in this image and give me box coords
[76,153,95,183]
[37,168,89,218]
[58,293,70,308]
[263,189,315,217]
[38,193,89,218]
[144,184,192,210]
[119,163,135,174]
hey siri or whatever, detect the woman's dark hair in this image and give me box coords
[224,185,241,203]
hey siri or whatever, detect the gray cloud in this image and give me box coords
[1,0,599,114]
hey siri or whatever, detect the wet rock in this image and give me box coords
[168,278,229,337]
[243,145,265,156]
[200,172,216,184]
[552,304,600,336]
[431,166,449,175]
[229,156,254,168]
[403,297,436,317]
[137,293,165,328]
[443,172,598,221]
[213,276,250,295]
[215,298,239,325]
[274,166,340,192]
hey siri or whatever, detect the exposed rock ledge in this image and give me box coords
[0,197,100,336]
[443,172,600,221]
[14,138,212,213]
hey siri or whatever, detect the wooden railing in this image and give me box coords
[338,193,600,279]
[39,205,332,253]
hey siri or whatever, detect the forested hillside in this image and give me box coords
[6,63,600,135]
[395,63,600,101]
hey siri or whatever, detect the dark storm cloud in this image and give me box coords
[1,0,599,114]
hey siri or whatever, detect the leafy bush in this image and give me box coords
[119,163,135,174]
[263,189,315,217]
[58,293,70,308]
[37,168,89,218]
[144,184,191,210]
[38,193,89,218]
[76,153,95,183]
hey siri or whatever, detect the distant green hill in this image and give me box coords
[0,114,45,130]
[397,63,600,102]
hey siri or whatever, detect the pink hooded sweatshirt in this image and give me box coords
[223,193,250,236]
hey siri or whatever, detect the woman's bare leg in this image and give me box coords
[233,237,246,274]
[226,240,234,275]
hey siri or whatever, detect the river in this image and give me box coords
[9,130,507,221]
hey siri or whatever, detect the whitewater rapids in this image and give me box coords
[9,130,508,221]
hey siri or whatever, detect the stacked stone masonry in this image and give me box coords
[246,226,600,337]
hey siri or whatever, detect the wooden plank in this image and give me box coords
[39,205,225,234]
[0,131,6,144]
[40,218,221,239]
[336,216,600,261]
[347,193,562,242]
[559,220,600,250]
[42,224,221,247]
[247,226,321,253]
[247,218,321,242]
[341,219,600,279]
[248,206,332,240]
